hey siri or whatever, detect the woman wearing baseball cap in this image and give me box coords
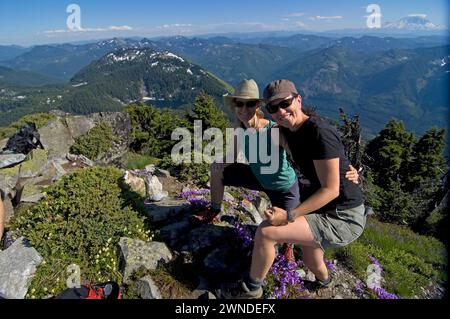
[221,79,366,298]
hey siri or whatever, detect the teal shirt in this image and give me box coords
[239,121,296,191]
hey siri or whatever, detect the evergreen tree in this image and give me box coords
[406,127,446,190]
[365,119,416,186]
[186,92,230,133]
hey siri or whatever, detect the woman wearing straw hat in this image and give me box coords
[191,79,301,263]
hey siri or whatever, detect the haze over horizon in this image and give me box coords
[0,0,448,46]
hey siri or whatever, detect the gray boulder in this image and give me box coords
[118,238,172,283]
[64,116,95,140]
[91,112,132,164]
[0,154,26,169]
[159,219,191,247]
[145,198,190,225]
[144,174,168,202]
[181,224,235,254]
[39,118,75,159]
[0,237,43,299]
[136,275,162,299]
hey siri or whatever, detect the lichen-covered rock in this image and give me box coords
[118,238,172,283]
[0,237,43,299]
[19,149,48,179]
[124,171,146,197]
[64,116,95,140]
[19,184,45,203]
[0,165,20,196]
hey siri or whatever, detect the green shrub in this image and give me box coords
[159,154,210,186]
[10,166,152,299]
[125,104,189,158]
[0,113,56,139]
[70,122,114,160]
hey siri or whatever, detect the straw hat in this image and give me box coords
[223,79,263,108]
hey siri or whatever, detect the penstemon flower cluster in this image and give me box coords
[269,254,306,299]
[366,254,399,299]
[177,189,211,208]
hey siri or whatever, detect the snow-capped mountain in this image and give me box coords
[68,47,229,108]
[384,16,448,30]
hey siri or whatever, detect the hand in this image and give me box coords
[345,165,359,184]
[264,206,289,226]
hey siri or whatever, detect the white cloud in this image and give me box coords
[43,25,133,34]
[310,15,343,21]
[157,24,193,29]
[408,13,427,18]
[295,21,308,28]
[283,12,306,18]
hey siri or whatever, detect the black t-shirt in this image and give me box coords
[281,117,364,212]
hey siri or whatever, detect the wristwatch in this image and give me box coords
[286,210,295,223]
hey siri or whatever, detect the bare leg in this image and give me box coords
[249,216,325,282]
[301,246,329,282]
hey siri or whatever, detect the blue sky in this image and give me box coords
[0,0,448,45]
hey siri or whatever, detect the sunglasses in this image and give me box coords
[265,95,297,114]
[234,100,259,109]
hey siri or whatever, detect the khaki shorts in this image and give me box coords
[304,204,366,250]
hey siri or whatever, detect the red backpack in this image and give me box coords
[55,281,122,299]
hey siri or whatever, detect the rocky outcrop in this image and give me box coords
[0,237,43,299]
[118,238,173,283]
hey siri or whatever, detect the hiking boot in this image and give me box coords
[190,208,221,224]
[282,243,295,262]
[304,273,334,292]
[218,280,263,299]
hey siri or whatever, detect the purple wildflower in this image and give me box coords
[355,280,366,295]
[368,254,383,272]
[186,197,210,208]
[177,189,210,199]
[324,259,336,273]
[372,287,399,299]
[233,222,254,252]
[269,254,305,299]
[367,254,399,299]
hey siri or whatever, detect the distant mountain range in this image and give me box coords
[272,45,449,133]
[0,33,448,136]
